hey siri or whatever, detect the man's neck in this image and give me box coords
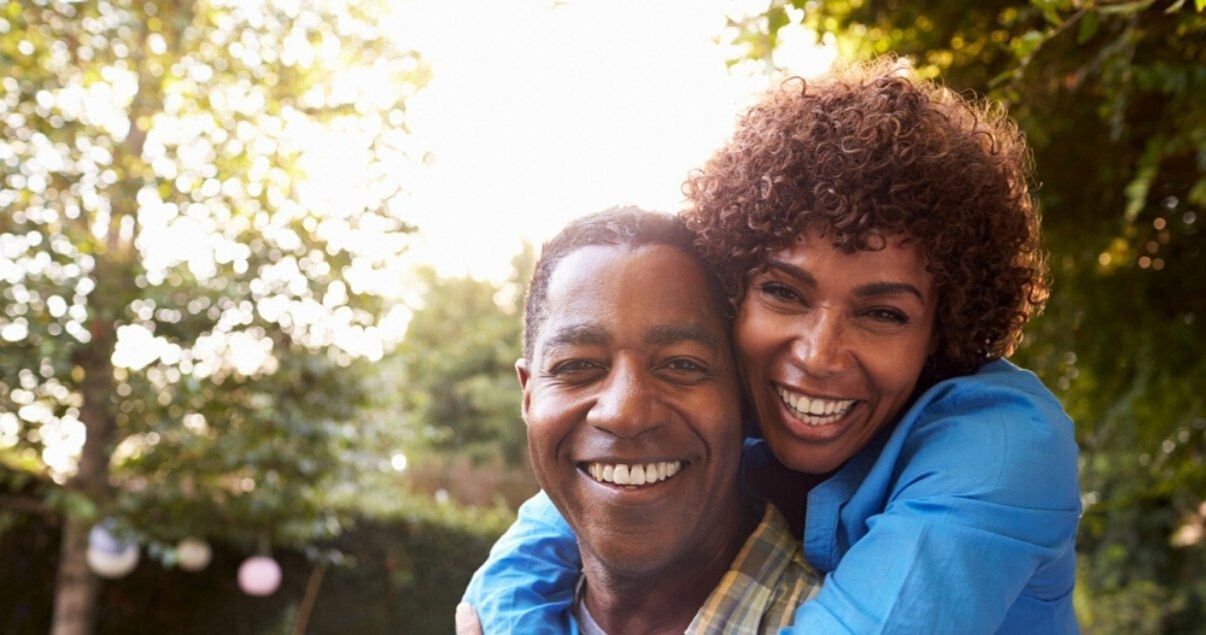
[579,496,757,635]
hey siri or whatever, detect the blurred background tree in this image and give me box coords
[376,246,538,509]
[396,246,533,466]
[0,0,426,632]
[730,0,1204,631]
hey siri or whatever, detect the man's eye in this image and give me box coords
[667,359,703,371]
[658,358,709,379]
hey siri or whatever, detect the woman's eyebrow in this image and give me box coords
[767,258,925,302]
[854,281,925,302]
[765,259,816,286]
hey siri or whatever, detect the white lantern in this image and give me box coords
[176,538,212,572]
[237,555,281,596]
[86,521,139,579]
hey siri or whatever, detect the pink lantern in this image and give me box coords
[237,555,281,596]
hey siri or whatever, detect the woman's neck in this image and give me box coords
[746,459,830,538]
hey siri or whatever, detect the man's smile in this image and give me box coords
[580,460,684,486]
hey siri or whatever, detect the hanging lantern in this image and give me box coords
[86,520,139,579]
[176,538,212,572]
[238,555,281,596]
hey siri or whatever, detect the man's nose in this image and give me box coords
[586,359,663,438]
[789,309,853,378]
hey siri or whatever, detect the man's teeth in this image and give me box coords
[776,386,855,424]
[586,461,682,486]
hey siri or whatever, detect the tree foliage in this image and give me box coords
[394,246,535,467]
[731,1,1204,631]
[0,0,426,631]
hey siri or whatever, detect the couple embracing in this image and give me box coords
[458,59,1080,634]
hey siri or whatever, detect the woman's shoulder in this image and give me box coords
[881,359,1079,506]
[902,359,1074,443]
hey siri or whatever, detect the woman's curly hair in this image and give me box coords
[682,58,1049,379]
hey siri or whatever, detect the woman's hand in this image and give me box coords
[455,602,483,635]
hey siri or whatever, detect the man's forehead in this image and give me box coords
[532,242,728,357]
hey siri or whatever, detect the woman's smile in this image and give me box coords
[774,384,858,425]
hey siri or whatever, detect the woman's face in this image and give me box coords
[734,230,939,474]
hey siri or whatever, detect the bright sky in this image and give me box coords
[384,0,836,281]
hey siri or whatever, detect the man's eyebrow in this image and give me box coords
[854,281,925,303]
[646,323,719,350]
[543,323,609,349]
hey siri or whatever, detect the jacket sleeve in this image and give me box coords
[786,385,1081,634]
[461,490,580,633]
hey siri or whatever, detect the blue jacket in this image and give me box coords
[462,360,1081,633]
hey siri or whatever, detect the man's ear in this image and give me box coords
[515,357,532,422]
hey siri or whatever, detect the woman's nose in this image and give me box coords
[789,310,852,377]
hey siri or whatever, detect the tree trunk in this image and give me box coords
[51,515,102,635]
[50,288,119,635]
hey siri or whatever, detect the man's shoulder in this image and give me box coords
[688,505,820,634]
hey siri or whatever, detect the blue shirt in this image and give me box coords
[463,360,1081,633]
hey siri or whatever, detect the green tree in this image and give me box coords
[395,246,535,467]
[731,1,1204,631]
[0,0,426,632]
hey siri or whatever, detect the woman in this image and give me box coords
[460,60,1080,633]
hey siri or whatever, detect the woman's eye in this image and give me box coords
[865,308,909,324]
[759,281,800,302]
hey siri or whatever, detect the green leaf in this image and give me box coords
[1078,10,1100,43]
[1015,30,1045,58]
[1097,0,1158,15]
[767,5,790,34]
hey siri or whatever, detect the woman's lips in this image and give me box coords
[774,384,857,425]
[771,383,861,439]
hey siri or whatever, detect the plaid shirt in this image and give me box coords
[685,504,821,634]
[574,504,821,634]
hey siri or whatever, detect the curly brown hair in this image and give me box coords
[682,58,1049,379]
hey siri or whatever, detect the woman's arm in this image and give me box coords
[460,490,579,632]
[788,366,1082,634]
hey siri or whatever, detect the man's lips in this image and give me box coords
[578,460,685,486]
[774,383,859,427]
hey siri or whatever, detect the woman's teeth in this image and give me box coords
[776,386,855,425]
[585,461,682,486]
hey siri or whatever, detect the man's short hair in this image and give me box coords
[522,206,729,361]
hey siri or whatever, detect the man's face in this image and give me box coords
[518,244,743,576]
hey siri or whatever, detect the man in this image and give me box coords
[459,207,820,633]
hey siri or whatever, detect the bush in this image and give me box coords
[0,499,513,634]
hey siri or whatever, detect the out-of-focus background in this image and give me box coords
[0,0,1200,633]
